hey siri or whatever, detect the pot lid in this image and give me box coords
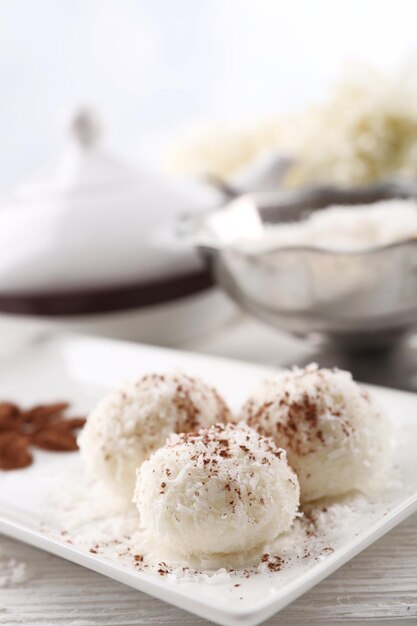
[10,109,144,202]
[0,110,220,296]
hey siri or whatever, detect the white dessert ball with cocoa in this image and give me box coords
[134,422,300,557]
[240,364,391,502]
[79,373,232,502]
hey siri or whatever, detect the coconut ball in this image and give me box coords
[78,373,232,502]
[240,364,391,502]
[134,422,300,557]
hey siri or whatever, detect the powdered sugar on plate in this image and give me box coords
[41,462,407,585]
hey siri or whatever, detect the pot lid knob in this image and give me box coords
[70,108,102,150]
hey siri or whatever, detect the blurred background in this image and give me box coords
[3,0,417,388]
[3,0,417,185]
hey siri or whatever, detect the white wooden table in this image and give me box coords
[1,317,416,625]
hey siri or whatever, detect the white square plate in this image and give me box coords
[0,333,416,626]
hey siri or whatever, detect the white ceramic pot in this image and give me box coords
[0,110,235,343]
